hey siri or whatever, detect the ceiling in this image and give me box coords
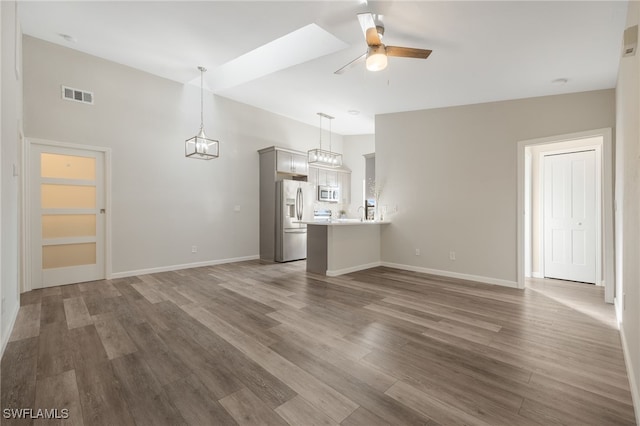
[19,1,629,135]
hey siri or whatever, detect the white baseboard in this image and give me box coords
[1,300,20,358]
[327,261,382,277]
[620,323,640,426]
[110,255,260,279]
[380,262,519,288]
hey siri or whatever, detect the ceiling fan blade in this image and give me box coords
[386,46,432,59]
[357,13,381,46]
[334,53,367,75]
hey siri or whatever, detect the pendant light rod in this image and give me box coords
[308,112,341,168]
[318,113,323,151]
[328,115,333,154]
[199,66,206,129]
[317,112,334,153]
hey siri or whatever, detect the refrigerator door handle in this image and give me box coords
[284,229,307,234]
[296,188,300,220]
[297,187,303,221]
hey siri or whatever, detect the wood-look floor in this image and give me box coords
[1,261,636,425]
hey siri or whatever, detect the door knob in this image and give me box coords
[577,222,582,226]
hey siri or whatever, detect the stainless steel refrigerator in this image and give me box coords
[275,180,315,262]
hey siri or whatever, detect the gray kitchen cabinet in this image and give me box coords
[340,171,351,204]
[310,165,351,205]
[317,169,338,187]
[292,153,308,175]
[277,150,308,176]
[327,170,338,187]
[258,146,310,262]
[317,168,326,186]
[307,166,318,188]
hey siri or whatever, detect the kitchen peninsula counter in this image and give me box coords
[303,220,390,276]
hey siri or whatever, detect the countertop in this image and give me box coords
[300,219,391,226]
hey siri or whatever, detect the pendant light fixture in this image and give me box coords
[307,112,342,168]
[185,66,219,160]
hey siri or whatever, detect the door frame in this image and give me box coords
[524,150,532,278]
[541,147,601,284]
[517,128,614,303]
[22,138,112,292]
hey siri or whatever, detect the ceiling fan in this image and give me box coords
[335,13,432,74]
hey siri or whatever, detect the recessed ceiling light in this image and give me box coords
[58,33,77,43]
[348,109,360,116]
[552,78,568,85]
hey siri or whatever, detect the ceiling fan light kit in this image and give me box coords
[335,12,432,74]
[185,66,219,160]
[366,45,388,71]
[308,113,343,168]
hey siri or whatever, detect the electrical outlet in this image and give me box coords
[449,251,456,261]
[234,205,241,212]
[415,249,420,256]
[191,246,197,253]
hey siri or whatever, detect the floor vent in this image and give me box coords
[61,85,94,105]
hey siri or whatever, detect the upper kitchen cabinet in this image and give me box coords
[258,146,351,208]
[276,150,308,176]
[292,153,309,176]
[259,146,309,183]
[307,166,318,187]
[317,168,338,187]
[340,171,351,204]
[308,165,351,205]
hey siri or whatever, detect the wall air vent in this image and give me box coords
[61,85,94,105]
[623,25,638,57]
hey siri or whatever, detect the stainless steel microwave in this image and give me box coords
[318,185,340,203]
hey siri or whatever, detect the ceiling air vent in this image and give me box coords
[61,85,94,105]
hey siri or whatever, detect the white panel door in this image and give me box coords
[543,150,596,283]
[30,144,106,288]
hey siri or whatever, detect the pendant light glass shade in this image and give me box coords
[308,113,342,168]
[366,45,388,72]
[185,66,219,160]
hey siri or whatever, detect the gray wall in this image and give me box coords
[342,134,374,215]
[23,36,344,277]
[376,89,615,285]
[616,1,640,417]
[1,0,23,353]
